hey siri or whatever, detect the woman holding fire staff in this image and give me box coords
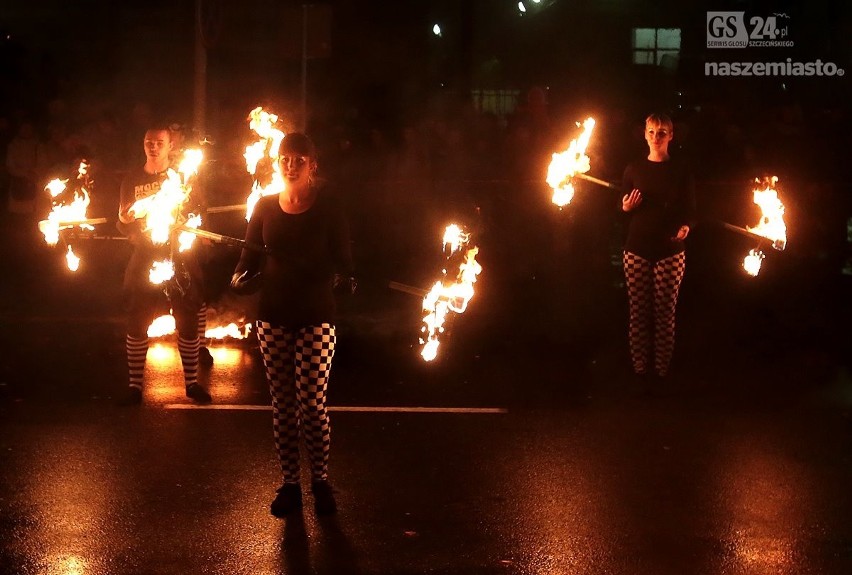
[621,113,696,385]
[116,123,213,406]
[231,132,355,517]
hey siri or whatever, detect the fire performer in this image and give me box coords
[115,123,212,406]
[231,132,355,516]
[621,113,696,383]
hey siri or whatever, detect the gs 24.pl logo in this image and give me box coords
[707,11,793,48]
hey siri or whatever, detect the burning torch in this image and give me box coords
[244,106,286,220]
[389,224,483,362]
[37,160,105,271]
[546,117,596,208]
[718,176,787,277]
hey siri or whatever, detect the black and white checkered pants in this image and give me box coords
[256,321,336,484]
[623,251,686,377]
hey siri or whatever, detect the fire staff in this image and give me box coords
[621,113,696,383]
[231,132,355,517]
[116,123,212,406]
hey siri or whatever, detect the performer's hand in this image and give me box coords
[673,225,690,241]
[127,205,147,220]
[230,270,263,295]
[622,188,642,212]
[333,274,357,295]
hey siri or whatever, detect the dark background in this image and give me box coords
[2,0,851,355]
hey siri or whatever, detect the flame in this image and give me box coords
[419,225,482,361]
[126,148,204,284]
[65,245,80,271]
[149,259,175,285]
[129,150,203,246]
[147,314,176,338]
[746,176,787,251]
[205,322,253,340]
[147,316,252,340]
[38,162,94,247]
[547,117,596,207]
[442,224,468,254]
[244,107,286,220]
[743,248,764,277]
[178,213,202,252]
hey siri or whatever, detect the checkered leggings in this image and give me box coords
[623,251,686,377]
[256,321,336,483]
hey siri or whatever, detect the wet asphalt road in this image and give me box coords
[2,213,852,575]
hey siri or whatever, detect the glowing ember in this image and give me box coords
[65,245,80,271]
[244,106,285,220]
[147,314,176,338]
[546,117,596,207]
[419,224,483,362]
[743,249,764,277]
[747,176,787,251]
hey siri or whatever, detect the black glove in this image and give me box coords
[333,274,357,295]
[230,270,263,296]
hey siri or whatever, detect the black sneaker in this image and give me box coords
[311,480,337,515]
[116,386,142,406]
[199,346,214,367]
[271,483,303,517]
[185,383,212,403]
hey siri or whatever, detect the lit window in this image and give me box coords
[632,28,681,67]
[471,89,521,118]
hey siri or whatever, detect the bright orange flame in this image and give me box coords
[38,163,94,247]
[244,107,285,220]
[547,117,596,207]
[420,225,482,362]
[127,149,203,283]
[147,315,252,341]
[147,314,176,338]
[178,213,202,252]
[747,176,787,251]
[149,259,174,285]
[743,248,764,277]
[442,224,468,254]
[205,322,253,340]
[65,245,80,271]
[129,150,203,246]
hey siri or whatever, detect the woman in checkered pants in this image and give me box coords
[621,113,696,382]
[232,132,355,517]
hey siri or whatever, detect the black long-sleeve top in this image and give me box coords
[621,158,696,261]
[235,191,354,327]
